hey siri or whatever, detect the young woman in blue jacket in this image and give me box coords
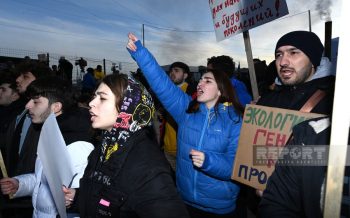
[127,33,244,217]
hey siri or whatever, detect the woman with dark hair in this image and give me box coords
[127,32,244,217]
[63,74,189,217]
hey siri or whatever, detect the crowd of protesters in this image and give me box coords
[0,29,341,218]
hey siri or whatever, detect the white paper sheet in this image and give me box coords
[37,112,76,218]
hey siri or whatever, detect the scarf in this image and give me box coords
[99,75,155,162]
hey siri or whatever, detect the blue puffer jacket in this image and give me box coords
[128,40,242,214]
[231,77,252,108]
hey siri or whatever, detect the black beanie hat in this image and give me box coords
[275,31,324,68]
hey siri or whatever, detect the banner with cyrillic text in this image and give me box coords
[231,104,324,190]
[209,0,289,42]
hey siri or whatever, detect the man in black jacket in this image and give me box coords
[0,77,27,158]
[1,76,94,217]
[258,116,350,217]
[257,31,335,115]
[1,62,51,218]
[255,31,335,214]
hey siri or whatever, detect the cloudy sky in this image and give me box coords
[0,0,342,76]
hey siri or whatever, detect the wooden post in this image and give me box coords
[143,24,145,47]
[0,150,13,199]
[324,1,350,217]
[308,10,312,32]
[324,21,332,61]
[103,59,106,76]
[243,31,259,100]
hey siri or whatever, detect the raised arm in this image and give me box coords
[126,32,193,124]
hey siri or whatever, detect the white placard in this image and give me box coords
[37,112,76,218]
[209,0,289,42]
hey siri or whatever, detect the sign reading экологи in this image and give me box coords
[209,0,289,42]
[231,105,325,191]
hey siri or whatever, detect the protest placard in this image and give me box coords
[209,0,289,42]
[231,104,325,190]
[37,113,76,218]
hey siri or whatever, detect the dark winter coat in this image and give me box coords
[0,96,27,162]
[0,96,27,135]
[257,76,335,115]
[258,117,333,217]
[71,128,189,218]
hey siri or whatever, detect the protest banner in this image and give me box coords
[208,0,289,100]
[231,104,325,190]
[208,0,289,42]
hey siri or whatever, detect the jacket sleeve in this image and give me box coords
[13,173,36,197]
[67,141,94,188]
[133,170,190,218]
[200,119,242,180]
[258,163,303,218]
[127,40,192,125]
[5,118,16,168]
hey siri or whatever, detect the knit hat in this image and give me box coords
[275,31,324,68]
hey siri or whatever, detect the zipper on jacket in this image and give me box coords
[193,108,210,203]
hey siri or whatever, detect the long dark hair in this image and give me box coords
[186,69,244,121]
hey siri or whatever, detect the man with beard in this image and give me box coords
[254,31,335,209]
[0,76,94,217]
[256,30,335,115]
[0,77,27,160]
[1,62,51,217]
[159,62,196,173]
[257,31,342,218]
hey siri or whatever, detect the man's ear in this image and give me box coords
[311,64,316,76]
[12,92,20,101]
[184,73,188,80]
[52,102,63,114]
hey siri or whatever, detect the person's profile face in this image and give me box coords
[16,72,36,94]
[89,83,119,132]
[0,83,16,106]
[25,96,53,124]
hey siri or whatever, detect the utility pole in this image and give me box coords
[143,24,145,47]
[308,10,312,32]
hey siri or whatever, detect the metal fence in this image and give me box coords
[0,47,138,83]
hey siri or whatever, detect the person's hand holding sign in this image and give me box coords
[0,178,19,195]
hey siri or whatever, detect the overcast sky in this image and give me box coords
[0,0,343,75]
